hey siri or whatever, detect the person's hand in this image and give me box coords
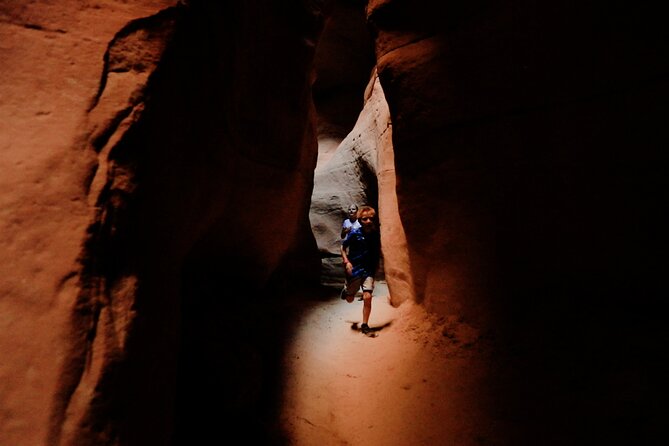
[344,262,353,276]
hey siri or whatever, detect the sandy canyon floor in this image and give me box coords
[279,282,493,446]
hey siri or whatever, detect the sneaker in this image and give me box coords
[340,288,347,300]
[361,323,371,334]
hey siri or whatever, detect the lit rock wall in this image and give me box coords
[0,0,325,444]
[2,0,666,444]
[310,69,414,306]
[371,72,414,307]
[0,2,177,445]
[309,70,379,285]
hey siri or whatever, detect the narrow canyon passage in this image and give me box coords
[279,282,494,446]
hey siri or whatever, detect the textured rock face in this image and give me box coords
[310,71,414,304]
[308,0,377,287]
[0,2,177,445]
[368,0,667,443]
[1,0,325,444]
[309,73,380,285]
[1,0,666,445]
[311,0,375,168]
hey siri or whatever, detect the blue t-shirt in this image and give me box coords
[342,227,380,279]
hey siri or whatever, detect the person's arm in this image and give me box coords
[341,221,351,239]
[341,244,353,276]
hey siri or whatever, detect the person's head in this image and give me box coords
[347,204,358,219]
[357,206,377,232]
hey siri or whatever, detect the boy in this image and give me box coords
[340,206,381,334]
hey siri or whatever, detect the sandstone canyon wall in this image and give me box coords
[1,2,179,444]
[367,0,666,443]
[1,1,325,444]
[310,70,414,305]
[0,0,666,445]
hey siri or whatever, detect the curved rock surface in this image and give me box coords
[0,0,666,444]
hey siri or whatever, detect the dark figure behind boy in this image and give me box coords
[340,206,381,334]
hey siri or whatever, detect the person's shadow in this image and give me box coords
[349,321,392,337]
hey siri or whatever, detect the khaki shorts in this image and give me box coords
[344,275,374,296]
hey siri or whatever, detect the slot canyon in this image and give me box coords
[0,1,665,445]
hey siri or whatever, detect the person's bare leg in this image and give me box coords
[362,291,372,325]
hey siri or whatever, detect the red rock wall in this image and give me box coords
[368,0,667,443]
[68,2,326,443]
[1,1,326,444]
[0,2,177,445]
[2,0,666,444]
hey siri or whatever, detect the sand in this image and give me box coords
[280,281,492,446]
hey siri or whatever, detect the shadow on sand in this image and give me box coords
[348,320,392,337]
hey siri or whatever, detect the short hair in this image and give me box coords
[357,205,376,219]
